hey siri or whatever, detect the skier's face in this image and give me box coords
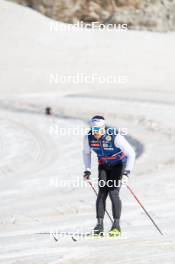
[92,127,105,140]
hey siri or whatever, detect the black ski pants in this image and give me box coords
[96,163,124,219]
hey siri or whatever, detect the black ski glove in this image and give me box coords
[122,170,130,185]
[84,170,91,180]
[123,170,130,177]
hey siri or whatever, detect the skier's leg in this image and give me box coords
[96,168,108,218]
[108,163,123,235]
[94,190,108,235]
[108,188,121,230]
[96,189,108,219]
[93,168,108,235]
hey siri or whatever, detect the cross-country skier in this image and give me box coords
[83,116,135,237]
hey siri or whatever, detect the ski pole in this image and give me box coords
[87,181,113,224]
[126,185,164,236]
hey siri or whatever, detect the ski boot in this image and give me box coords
[108,219,121,237]
[93,218,104,237]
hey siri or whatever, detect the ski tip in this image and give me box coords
[72,236,78,242]
[52,234,59,242]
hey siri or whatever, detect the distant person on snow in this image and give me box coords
[45,107,52,115]
[83,116,135,237]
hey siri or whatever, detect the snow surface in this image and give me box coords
[0,0,175,263]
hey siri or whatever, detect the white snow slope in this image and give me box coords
[0,1,175,263]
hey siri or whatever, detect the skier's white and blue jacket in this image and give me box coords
[83,128,135,173]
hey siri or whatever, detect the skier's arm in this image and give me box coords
[83,135,91,172]
[115,134,136,174]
